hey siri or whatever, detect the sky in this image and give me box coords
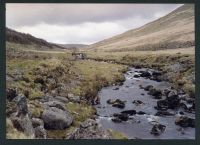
[6,4,182,44]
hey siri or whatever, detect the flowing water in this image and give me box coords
[95,67,195,139]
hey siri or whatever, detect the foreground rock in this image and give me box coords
[41,107,73,130]
[66,119,112,139]
[150,124,166,136]
[175,115,195,128]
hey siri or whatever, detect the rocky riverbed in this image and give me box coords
[95,67,195,139]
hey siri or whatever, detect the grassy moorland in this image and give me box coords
[6,42,127,139]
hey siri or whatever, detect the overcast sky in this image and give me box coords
[6,4,182,44]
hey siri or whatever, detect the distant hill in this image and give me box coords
[85,4,194,52]
[6,28,66,49]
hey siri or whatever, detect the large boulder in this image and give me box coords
[66,119,112,139]
[41,107,73,130]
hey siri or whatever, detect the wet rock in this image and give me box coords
[112,102,125,109]
[113,113,129,121]
[121,110,137,115]
[107,99,126,109]
[137,111,146,115]
[6,88,17,101]
[140,71,151,78]
[134,75,140,78]
[150,124,166,135]
[155,111,174,116]
[175,116,195,128]
[43,101,66,111]
[152,71,162,76]
[162,89,171,96]
[111,117,122,123]
[148,88,162,99]
[155,100,168,110]
[166,91,180,109]
[132,100,144,105]
[41,107,73,130]
[113,87,119,90]
[66,119,112,139]
[144,85,153,91]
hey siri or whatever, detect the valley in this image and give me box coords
[6,4,195,139]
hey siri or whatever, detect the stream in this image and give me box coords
[95,67,195,139]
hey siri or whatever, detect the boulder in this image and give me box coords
[11,114,35,138]
[148,88,162,99]
[150,124,166,135]
[107,99,126,109]
[132,100,144,105]
[144,85,153,91]
[166,91,180,109]
[175,116,195,128]
[155,100,168,110]
[66,119,112,139]
[134,75,140,78]
[140,71,151,78]
[13,94,28,115]
[152,71,162,76]
[43,101,66,111]
[113,113,129,121]
[41,107,73,130]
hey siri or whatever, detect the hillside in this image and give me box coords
[85,4,194,51]
[6,28,66,49]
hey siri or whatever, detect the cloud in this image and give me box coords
[6,4,182,44]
